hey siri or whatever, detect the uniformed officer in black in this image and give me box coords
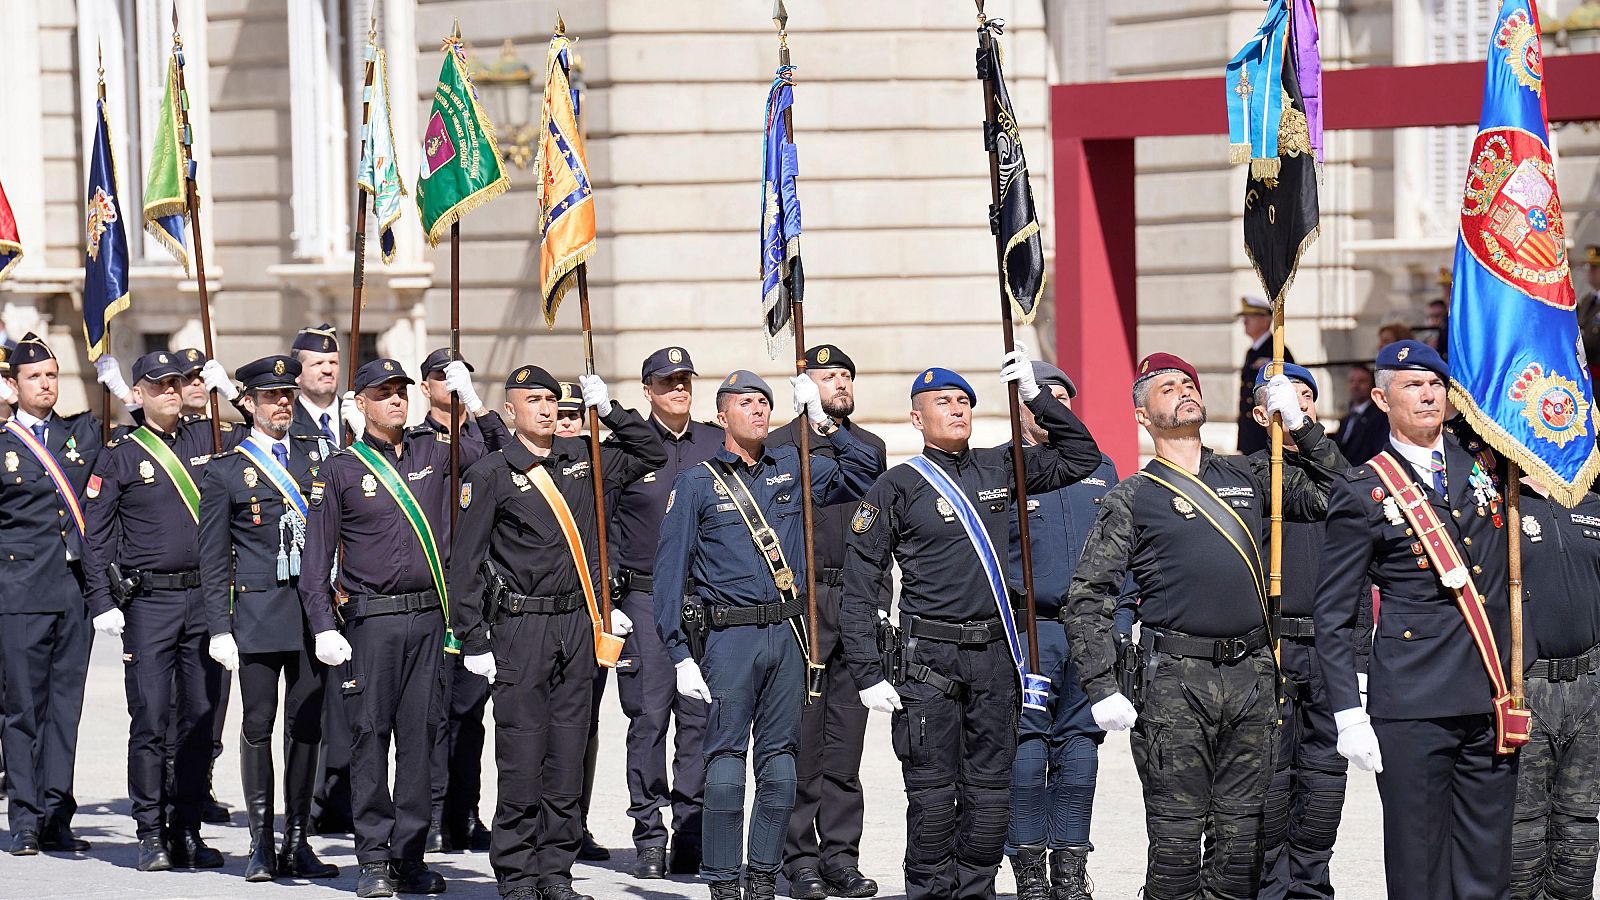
[291,324,345,445]
[301,358,465,898]
[450,364,666,900]
[198,355,340,882]
[773,344,888,900]
[0,333,100,856]
[415,346,510,854]
[84,349,244,872]
[1237,295,1295,455]
[1063,352,1343,900]
[1313,340,1516,900]
[556,382,587,438]
[1510,477,1600,898]
[655,369,880,900]
[609,346,720,879]
[841,348,1103,900]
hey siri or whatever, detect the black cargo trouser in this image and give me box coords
[122,586,215,838]
[1258,636,1347,900]
[1511,669,1600,900]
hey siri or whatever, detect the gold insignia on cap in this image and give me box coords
[383,360,395,371]
[273,359,285,376]
[1140,359,1150,374]
[668,348,683,364]
[817,347,831,364]
[728,374,738,385]
[1397,347,1411,362]
[516,368,529,383]
[923,370,934,384]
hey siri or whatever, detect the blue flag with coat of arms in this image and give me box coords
[83,95,131,361]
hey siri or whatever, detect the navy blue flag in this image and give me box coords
[83,96,131,361]
[977,22,1044,325]
[760,65,802,357]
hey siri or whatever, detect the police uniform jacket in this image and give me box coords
[1517,483,1600,662]
[421,408,510,473]
[605,416,724,576]
[841,394,1103,690]
[0,411,101,614]
[1313,430,1510,720]
[299,425,456,635]
[1065,421,1344,703]
[449,407,668,657]
[653,425,881,665]
[198,429,328,654]
[293,397,343,446]
[83,418,243,616]
[1007,452,1120,619]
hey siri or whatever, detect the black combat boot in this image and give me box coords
[241,736,277,882]
[1012,844,1051,900]
[1051,846,1094,900]
[746,870,779,900]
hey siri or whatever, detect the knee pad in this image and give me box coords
[1260,767,1293,852]
[961,787,1012,865]
[1288,768,1346,855]
[1144,810,1204,900]
[704,754,748,814]
[754,753,797,810]
[1546,811,1599,900]
[906,784,959,866]
[1012,737,1048,791]
[1207,800,1266,900]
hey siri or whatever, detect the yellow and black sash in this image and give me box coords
[1135,457,1270,625]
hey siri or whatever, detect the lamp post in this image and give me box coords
[471,39,535,169]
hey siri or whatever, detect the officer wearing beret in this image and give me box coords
[84,349,244,871]
[608,346,721,879]
[196,355,339,882]
[299,358,460,897]
[1001,361,1118,900]
[841,347,1104,900]
[770,344,888,900]
[291,324,345,446]
[1314,340,1516,899]
[0,333,101,856]
[556,382,586,438]
[1063,352,1343,900]
[450,365,665,900]
[654,369,880,900]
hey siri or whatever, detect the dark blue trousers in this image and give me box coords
[1007,619,1101,850]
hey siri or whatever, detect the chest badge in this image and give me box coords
[1381,496,1405,527]
[3,451,17,473]
[1172,496,1196,519]
[641,471,657,483]
[309,451,320,462]
[361,473,378,497]
[1522,515,1543,542]
[64,437,81,463]
[139,459,156,482]
[935,496,956,521]
[243,467,259,488]
[511,470,532,492]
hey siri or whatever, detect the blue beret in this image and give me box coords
[716,369,773,405]
[1253,362,1319,400]
[911,367,977,407]
[1375,340,1447,381]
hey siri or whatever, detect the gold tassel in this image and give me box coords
[1229,144,1253,165]
[1251,157,1282,181]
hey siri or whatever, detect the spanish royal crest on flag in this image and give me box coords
[533,18,596,328]
[415,28,509,248]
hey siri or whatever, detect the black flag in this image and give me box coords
[1243,18,1319,308]
[978,24,1045,325]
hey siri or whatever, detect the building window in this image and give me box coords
[1422,0,1496,237]
[141,332,172,354]
[287,0,351,261]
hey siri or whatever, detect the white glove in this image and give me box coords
[858,679,902,714]
[208,633,240,672]
[0,376,15,406]
[464,652,497,683]
[1265,372,1307,431]
[1091,692,1140,731]
[1335,708,1384,773]
[1000,342,1040,401]
[443,360,483,414]
[313,630,353,667]
[675,658,712,703]
[340,391,364,438]
[93,607,126,637]
[201,359,239,402]
[94,355,133,404]
[610,608,634,637]
[790,375,828,428]
[578,373,611,418]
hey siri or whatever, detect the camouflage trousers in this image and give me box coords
[1130,646,1278,900]
[1511,670,1600,900]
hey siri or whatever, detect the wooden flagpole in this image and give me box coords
[170,8,221,453]
[346,13,378,445]
[576,265,615,634]
[97,43,112,444]
[1506,461,1525,710]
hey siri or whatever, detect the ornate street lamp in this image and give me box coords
[471,40,536,169]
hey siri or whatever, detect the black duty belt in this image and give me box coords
[903,615,1005,645]
[132,569,201,590]
[1530,643,1600,682]
[501,588,585,616]
[1275,616,1316,640]
[343,589,439,620]
[621,569,654,593]
[1141,624,1271,664]
[817,567,846,587]
[707,596,804,628]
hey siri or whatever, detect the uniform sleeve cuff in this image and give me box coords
[1334,708,1369,732]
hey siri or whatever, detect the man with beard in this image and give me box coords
[1062,353,1344,900]
[773,344,887,899]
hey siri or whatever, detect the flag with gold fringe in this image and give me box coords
[416,28,509,248]
[533,18,596,328]
[0,177,20,282]
[84,92,131,361]
[143,56,189,274]
[975,21,1044,325]
[358,40,407,264]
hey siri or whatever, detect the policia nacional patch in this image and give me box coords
[851,501,879,534]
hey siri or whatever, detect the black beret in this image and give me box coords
[805,344,855,377]
[505,364,560,395]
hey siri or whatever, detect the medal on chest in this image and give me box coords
[139,459,156,483]
[243,467,259,489]
[934,496,956,522]
[510,470,532,492]
[3,451,17,473]
[361,473,378,497]
[1171,496,1196,519]
[1522,515,1543,542]
[64,437,81,463]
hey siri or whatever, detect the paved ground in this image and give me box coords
[5,637,1390,898]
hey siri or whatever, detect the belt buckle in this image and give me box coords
[1215,638,1249,664]
[1557,658,1577,681]
[967,624,990,643]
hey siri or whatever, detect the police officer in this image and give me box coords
[655,370,879,900]
[1314,340,1516,899]
[198,355,341,882]
[291,324,344,445]
[610,346,721,879]
[1245,364,1351,900]
[562,376,609,863]
[1002,362,1115,900]
[0,333,100,856]
[841,347,1103,900]
[556,382,586,438]
[450,364,666,900]
[1236,296,1295,455]
[773,344,887,900]
[84,349,244,872]
[300,358,465,897]
[1062,353,1343,900]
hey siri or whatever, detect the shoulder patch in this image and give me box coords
[105,437,125,449]
[219,422,233,432]
[86,474,103,499]
[851,501,880,534]
[459,482,473,509]
[665,488,676,514]
[310,480,325,508]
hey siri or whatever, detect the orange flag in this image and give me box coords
[534,18,596,327]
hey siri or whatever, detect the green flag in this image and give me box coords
[416,33,509,247]
[143,56,190,274]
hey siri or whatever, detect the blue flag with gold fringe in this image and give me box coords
[1448,0,1598,506]
[83,95,131,361]
[760,65,802,358]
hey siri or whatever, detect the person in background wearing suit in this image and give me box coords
[1237,295,1294,455]
[1334,364,1388,466]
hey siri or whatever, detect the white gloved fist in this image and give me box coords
[1091,692,1139,731]
[1266,372,1307,431]
[790,375,828,428]
[1335,708,1384,773]
[93,607,126,637]
[208,633,240,672]
[201,359,239,402]
[610,608,634,637]
[314,630,353,667]
[340,391,364,439]
[859,679,902,714]
[0,375,15,406]
[94,355,133,404]
[1000,342,1040,401]
[675,658,712,703]
[443,360,483,414]
[464,652,497,683]
[578,373,612,418]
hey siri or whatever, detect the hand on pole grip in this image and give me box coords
[578,373,612,418]
[1266,372,1307,431]
[340,391,365,440]
[790,374,828,427]
[443,360,483,414]
[94,355,133,404]
[201,359,239,402]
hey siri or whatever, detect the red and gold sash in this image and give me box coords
[4,419,86,536]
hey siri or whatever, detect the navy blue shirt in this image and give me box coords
[1007,453,1121,618]
[607,416,724,575]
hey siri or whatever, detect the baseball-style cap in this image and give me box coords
[641,346,696,382]
[352,358,415,394]
[177,348,207,375]
[420,347,473,378]
[132,350,186,384]
[557,381,583,412]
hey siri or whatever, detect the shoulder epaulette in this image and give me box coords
[212,447,240,458]
[434,431,451,444]
[105,436,126,449]
[220,422,234,432]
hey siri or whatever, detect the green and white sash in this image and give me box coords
[348,440,459,652]
[127,426,202,523]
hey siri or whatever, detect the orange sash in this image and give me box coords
[527,464,624,668]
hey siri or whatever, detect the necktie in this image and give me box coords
[272,443,289,470]
[1428,450,1447,498]
[319,412,335,445]
[30,421,46,444]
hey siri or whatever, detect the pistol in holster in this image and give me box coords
[875,615,905,686]
[108,563,141,609]
[1115,631,1147,710]
[609,570,631,603]
[681,597,709,662]
[479,558,507,623]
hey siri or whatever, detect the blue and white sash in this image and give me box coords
[238,438,309,581]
